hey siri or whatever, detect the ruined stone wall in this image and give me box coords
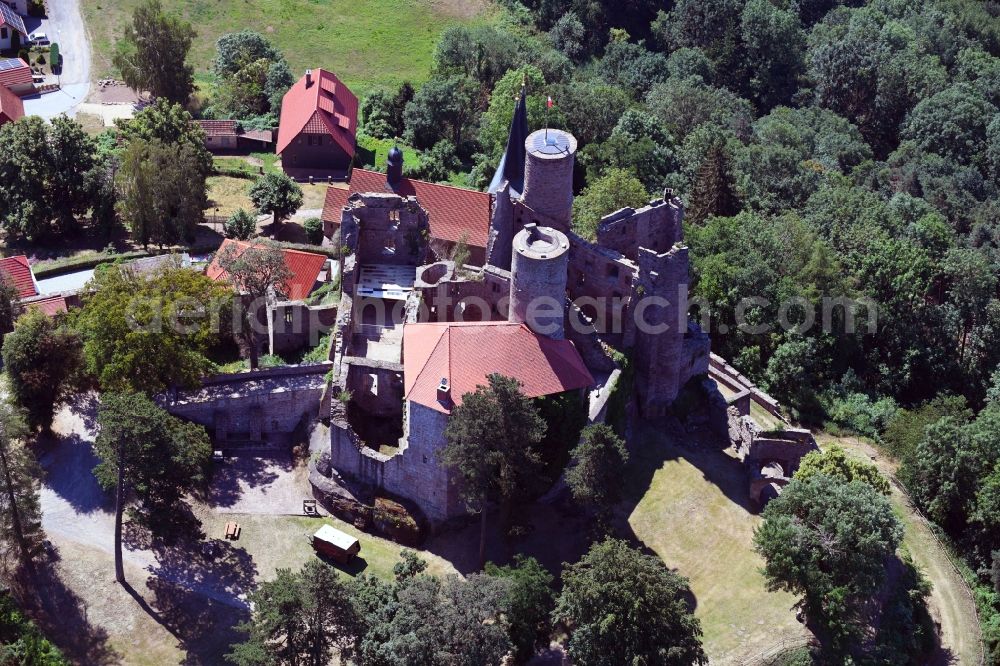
[340,192,430,266]
[596,195,684,262]
[631,245,690,417]
[165,363,330,446]
[268,301,338,355]
[565,231,636,335]
[328,394,461,522]
[345,360,404,418]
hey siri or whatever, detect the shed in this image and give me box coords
[311,524,360,564]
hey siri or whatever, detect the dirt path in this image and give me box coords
[827,436,983,665]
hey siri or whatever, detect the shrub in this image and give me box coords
[49,43,59,69]
[223,208,257,240]
[303,216,323,245]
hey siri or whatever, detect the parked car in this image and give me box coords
[29,32,49,45]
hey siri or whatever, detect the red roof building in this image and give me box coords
[276,69,358,174]
[403,321,594,415]
[24,295,68,316]
[0,5,26,52]
[206,239,328,301]
[0,58,33,96]
[323,168,492,263]
[195,120,273,152]
[0,83,23,127]
[0,255,38,299]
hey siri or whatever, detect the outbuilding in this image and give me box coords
[311,524,360,564]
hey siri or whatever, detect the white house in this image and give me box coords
[2,0,26,18]
[0,4,27,51]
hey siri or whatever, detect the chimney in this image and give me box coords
[305,69,313,87]
[436,377,451,406]
[387,145,404,189]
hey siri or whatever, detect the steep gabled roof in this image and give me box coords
[403,321,594,414]
[0,255,38,299]
[0,84,24,125]
[0,5,26,37]
[322,168,492,249]
[276,69,358,157]
[0,58,31,89]
[206,239,327,302]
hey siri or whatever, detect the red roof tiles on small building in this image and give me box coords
[0,255,38,299]
[276,69,358,158]
[322,169,492,250]
[0,58,32,90]
[403,321,594,414]
[206,239,327,302]
[195,119,273,143]
[24,295,68,316]
[0,84,24,127]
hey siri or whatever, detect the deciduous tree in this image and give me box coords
[249,172,303,230]
[112,0,195,103]
[1,309,82,432]
[440,373,546,566]
[554,538,707,665]
[565,423,628,528]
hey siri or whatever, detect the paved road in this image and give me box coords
[22,0,91,118]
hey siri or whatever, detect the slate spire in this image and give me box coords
[488,84,529,196]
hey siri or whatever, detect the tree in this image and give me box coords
[485,555,554,662]
[0,277,22,347]
[73,263,232,394]
[115,138,207,247]
[554,538,707,666]
[215,240,292,370]
[900,83,997,169]
[565,423,629,528]
[0,116,97,240]
[739,0,804,108]
[112,0,195,103]
[795,446,890,494]
[687,142,740,224]
[403,75,479,149]
[302,217,324,245]
[2,308,82,432]
[440,373,546,566]
[212,31,293,119]
[116,99,212,176]
[0,403,42,579]
[250,172,303,231]
[224,208,258,240]
[572,168,649,240]
[93,392,212,584]
[548,12,587,62]
[228,560,361,666]
[753,474,904,653]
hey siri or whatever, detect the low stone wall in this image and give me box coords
[164,363,331,449]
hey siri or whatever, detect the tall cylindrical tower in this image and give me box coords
[509,224,570,339]
[520,129,577,230]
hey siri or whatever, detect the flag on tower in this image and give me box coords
[547,96,554,108]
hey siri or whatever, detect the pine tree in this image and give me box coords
[688,143,739,225]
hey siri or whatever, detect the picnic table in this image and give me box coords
[225,522,241,540]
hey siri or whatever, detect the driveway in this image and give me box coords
[22,0,92,119]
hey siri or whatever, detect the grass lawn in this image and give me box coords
[625,423,808,664]
[196,512,459,582]
[206,175,254,217]
[82,0,494,97]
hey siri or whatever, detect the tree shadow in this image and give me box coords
[206,455,293,508]
[139,533,257,664]
[13,544,120,665]
[35,431,113,515]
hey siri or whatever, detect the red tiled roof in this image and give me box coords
[322,169,492,250]
[0,255,37,299]
[0,59,31,89]
[196,120,273,143]
[0,84,24,126]
[403,321,594,414]
[197,119,238,136]
[276,69,358,157]
[24,295,67,316]
[206,239,327,302]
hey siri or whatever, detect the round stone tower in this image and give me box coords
[509,223,570,340]
[520,129,577,230]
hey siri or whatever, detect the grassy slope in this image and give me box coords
[82,0,492,97]
[625,423,808,664]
